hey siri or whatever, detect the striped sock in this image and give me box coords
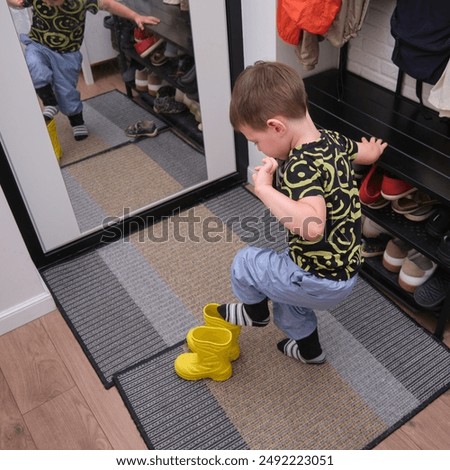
[72,124,88,141]
[43,105,59,120]
[217,302,269,327]
[277,339,326,364]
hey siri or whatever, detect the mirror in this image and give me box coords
[1,0,239,254]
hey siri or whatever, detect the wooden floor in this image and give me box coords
[1,61,449,450]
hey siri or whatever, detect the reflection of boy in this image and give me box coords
[217,61,387,364]
[7,0,159,140]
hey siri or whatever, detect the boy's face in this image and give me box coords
[239,123,291,160]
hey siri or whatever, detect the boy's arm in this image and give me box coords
[354,136,388,165]
[7,0,27,8]
[252,157,326,241]
[98,0,160,29]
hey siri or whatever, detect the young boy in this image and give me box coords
[217,61,387,364]
[7,0,160,140]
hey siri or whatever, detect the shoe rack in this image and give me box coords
[304,67,450,339]
[361,203,447,328]
[112,0,203,148]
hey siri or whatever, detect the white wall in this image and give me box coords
[0,186,55,335]
[241,0,339,181]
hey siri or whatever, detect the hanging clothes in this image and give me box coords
[429,60,450,118]
[277,0,370,71]
[276,0,342,46]
[390,0,450,85]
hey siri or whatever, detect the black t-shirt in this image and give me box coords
[276,129,362,281]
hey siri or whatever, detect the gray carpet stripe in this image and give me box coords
[86,90,166,130]
[42,251,167,387]
[115,346,248,450]
[204,186,287,251]
[329,278,450,401]
[82,104,132,149]
[98,239,198,345]
[317,309,419,426]
[61,170,107,233]
[136,130,206,188]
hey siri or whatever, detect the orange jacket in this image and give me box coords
[277,0,342,45]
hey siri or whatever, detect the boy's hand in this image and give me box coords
[355,136,388,165]
[252,157,278,192]
[134,15,161,29]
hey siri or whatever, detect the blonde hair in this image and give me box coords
[229,61,308,130]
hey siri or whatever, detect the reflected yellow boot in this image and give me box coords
[46,118,62,161]
[186,303,241,361]
[174,326,233,382]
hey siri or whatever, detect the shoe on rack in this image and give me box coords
[403,205,438,222]
[359,163,384,206]
[135,68,148,92]
[156,85,176,98]
[134,35,164,58]
[147,72,164,96]
[398,251,437,293]
[124,120,158,139]
[361,234,391,258]
[380,174,417,201]
[414,270,450,310]
[352,163,370,181]
[179,64,196,85]
[391,191,438,215]
[436,231,450,268]
[362,217,392,239]
[174,55,195,77]
[150,50,169,66]
[153,95,188,114]
[426,207,450,238]
[134,27,149,43]
[382,238,415,273]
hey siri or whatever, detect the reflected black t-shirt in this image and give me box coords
[28,0,99,52]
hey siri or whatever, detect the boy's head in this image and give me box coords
[229,61,308,132]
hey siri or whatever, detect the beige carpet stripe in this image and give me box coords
[66,144,183,219]
[131,204,247,324]
[206,322,386,450]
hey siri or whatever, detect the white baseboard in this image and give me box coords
[0,290,56,336]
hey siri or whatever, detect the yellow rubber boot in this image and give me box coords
[174,326,233,382]
[46,118,62,161]
[186,303,241,361]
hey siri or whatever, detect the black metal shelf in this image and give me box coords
[362,205,443,266]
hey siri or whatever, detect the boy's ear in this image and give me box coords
[267,118,286,133]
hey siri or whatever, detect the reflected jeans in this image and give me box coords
[20,34,83,116]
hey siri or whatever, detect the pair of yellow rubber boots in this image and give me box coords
[174,303,241,382]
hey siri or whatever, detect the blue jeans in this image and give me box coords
[20,34,83,116]
[230,246,358,340]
